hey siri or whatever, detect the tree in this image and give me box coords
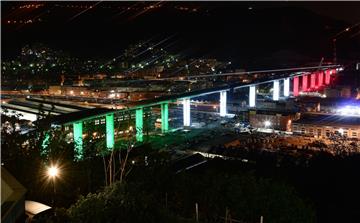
[68,181,188,223]
[66,159,316,223]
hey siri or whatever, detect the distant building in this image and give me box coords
[295,97,360,116]
[248,108,299,131]
[324,86,352,98]
[292,113,360,139]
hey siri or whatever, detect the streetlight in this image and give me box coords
[47,165,60,206]
[339,128,344,136]
[48,166,59,178]
[264,120,271,129]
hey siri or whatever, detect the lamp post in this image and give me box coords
[47,165,59,207]
[264,120,271,129]
[264,120,273,132]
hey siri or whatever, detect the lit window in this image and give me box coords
[100,119,105,124]
[95,120,99,125]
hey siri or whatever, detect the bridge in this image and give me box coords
[48,65,342,159]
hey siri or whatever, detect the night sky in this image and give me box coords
[2,1,360,68]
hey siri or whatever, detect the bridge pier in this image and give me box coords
[135,108,143,142]
[293,76,299,96]
[273,80,280,101]
[310,73,316,89]
[325,70,331,85]
[161,103,169,133]
[183,98,191,127]
[284,78,290,97]
[318,71,324,87]
[106,114,115,149]
[249,85,256,107]
[302,75,308,92]
[73,121,83,160]
[219,91,227,117]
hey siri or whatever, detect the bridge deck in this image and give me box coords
[50,65,340,126]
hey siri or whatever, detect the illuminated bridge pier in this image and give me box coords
[219,90,227,117]
[73,122,83,160]
[273,80,280,101]
[106,114,115,149]
[293,76,299,96]
[318,71,324,87]
[161,102,169,133]
[183,98,191,127]
[284,78,290,97]
[135,108,143,142]
[310,72,316,89]
[302,74,309,92]
[249,85,257,107]
[50,65,340,160]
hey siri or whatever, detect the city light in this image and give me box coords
[337,106,360,116]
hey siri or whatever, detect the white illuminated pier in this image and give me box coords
[284,78,290,97]
[273,80,280,101]
[219,91,227,117]
[183,98,191,127]
[249,85,256,107]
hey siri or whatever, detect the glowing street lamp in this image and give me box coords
[47,165,60,206]
[264,120,271,128]
[47,166,59,178]
[339,128,344,136]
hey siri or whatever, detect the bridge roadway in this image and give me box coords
[45,64,341,160]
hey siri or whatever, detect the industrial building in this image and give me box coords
[248,108,299,131]
[292,113,360,139]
